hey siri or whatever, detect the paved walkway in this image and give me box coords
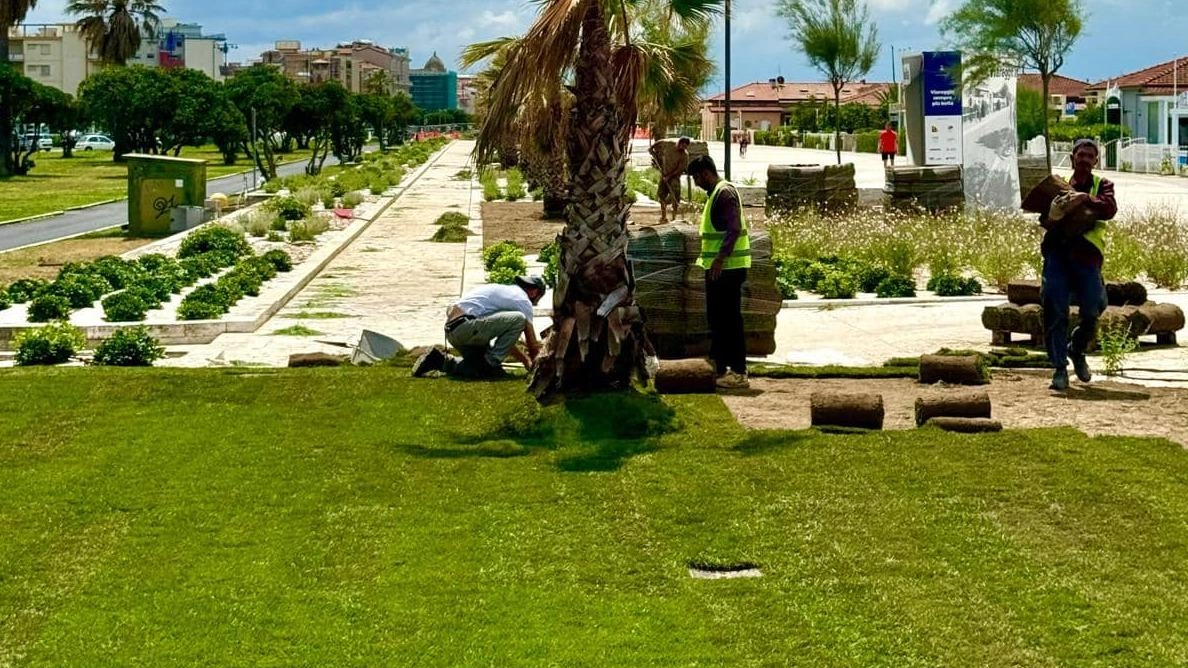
[163,139,1188,387]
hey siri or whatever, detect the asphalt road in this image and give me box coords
[0,156,337,253]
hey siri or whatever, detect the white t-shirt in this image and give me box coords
[455,284,533,321]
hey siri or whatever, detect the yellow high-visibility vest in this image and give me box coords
[697,179,751,270]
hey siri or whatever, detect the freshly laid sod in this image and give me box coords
[2,369,1188,666]
[0,146,315,223]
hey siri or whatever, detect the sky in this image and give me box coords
[23,0,1188,93]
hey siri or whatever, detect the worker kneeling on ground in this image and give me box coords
[412,275,546,379]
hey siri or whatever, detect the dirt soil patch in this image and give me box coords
[721,371,1188,447]
[481,201,769,252]
[0,233,156,284]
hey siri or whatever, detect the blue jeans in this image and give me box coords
[1042,251,1105,370]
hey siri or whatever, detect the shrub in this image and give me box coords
[816,269,857,299]
[369,180,388,195]
[5,277,49,303]
[262,249,294,272]
[341,191,365,208]
[482,178,501,202]
[265,195,312,221]
[328,180,347,197]
[1126,204,1188,289]
[289,215,330,242]
[927,273,982,296]
[539,241,560,288]
[237,256,277,282]
[14,321,86,365]
[435,212,469,226]
[266,231,284,242]
[874,275,917,298]
[242,210,277,238]
[178,225,253,259]
[179,254,222,282]
[91,256,145,290]
[482,241,525,272]
[101,290,150,322]
[321,192,337,209]
[262,179,282,194]
[27,294,73,322]
[176,284,231,320]
[294,187,323,207]
[220,270,263,299]
[385,167,405,186]
[487,266,521,285]
[1102,225,1144,282]
[1098,321,1138,377]
[505,168,526,201]
[0,287,10,311]
[92,326,165,367]
[47,273,110,309]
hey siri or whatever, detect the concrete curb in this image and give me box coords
[0,145,451,349]
[0,211,65,227]
[782,294,1007,309]
[65,198,123,211]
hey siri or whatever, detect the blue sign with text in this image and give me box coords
[922,51,962,116]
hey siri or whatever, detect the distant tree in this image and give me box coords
[941,0,1085,172]
[1016,85,1047,144]
[78,65,171,160]
[387,92,420,146]
[28,84,81,159]
[1076,101,1103,126]
[67,0,166,66]
[362,70,393,96]
[1,0,40,176]
[778,0,880,164]
[633,0,716,141]
[357,92,395,150]
[329,91,366,164]
[0,65,37,174]
[225,64,300,180]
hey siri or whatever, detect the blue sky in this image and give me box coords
[24,0,1188,91]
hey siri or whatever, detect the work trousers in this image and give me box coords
[444,311,526,377]
[706,268,748,375]
[1042,251,1105,370]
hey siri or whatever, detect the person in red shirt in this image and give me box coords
[878,122,898,167]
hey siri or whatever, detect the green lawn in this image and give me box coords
[0,146,314,223]
[2,368,1188,666]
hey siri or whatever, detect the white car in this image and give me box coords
[77,134,115,151]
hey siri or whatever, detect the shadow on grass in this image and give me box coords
[400,390,680,473]
[732,429,812,456]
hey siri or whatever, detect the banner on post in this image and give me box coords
[922,51,963,165]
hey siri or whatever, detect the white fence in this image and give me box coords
[1117,139,1187,175]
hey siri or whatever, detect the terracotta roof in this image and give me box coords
[1085,56,1188,93]
[1018,73,1089,98]
[704,80,892,107]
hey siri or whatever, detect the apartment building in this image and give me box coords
[5,18,230,95]
[410,52,457,111]
[259,40,412,95]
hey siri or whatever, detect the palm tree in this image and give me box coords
[68,0,165,66]
[1,0,40,177]
[473,0,721,398]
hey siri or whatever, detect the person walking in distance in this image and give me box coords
[649,136,690,223]
[687,154,750,390]
[739,131,750,157]
[1040,138,1117,390]
[412,276,546,379]
[879,122,898,167]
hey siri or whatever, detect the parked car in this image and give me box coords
[77,134,115,151]
[13,133,52,152]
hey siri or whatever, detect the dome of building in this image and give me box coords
[423,51,447,73]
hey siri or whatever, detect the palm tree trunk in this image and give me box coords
[527,0,648,399]
[542,146,567,219]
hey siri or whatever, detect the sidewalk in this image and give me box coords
[162,140,1188,387]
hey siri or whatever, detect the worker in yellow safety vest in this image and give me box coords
[687,154,751,390]
[1040,138,1117,391]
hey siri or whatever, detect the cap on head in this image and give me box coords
[677,136,691,147]
[1072,138,1099,154]
[514,275,547,293]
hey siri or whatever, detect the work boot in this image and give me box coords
[411,346,446,377]
[1070,350,1092,383]
[1049,367,1069,391]
[715,371,750,390]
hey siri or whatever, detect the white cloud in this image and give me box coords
[480,10,519,27]
[925,0,954,25]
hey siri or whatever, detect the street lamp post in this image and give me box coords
[724,0,732,180]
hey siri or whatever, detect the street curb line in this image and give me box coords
[781,294,1008,309]
[0,211,65,227]
[0,143,453,349]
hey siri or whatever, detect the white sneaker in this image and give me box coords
[715,371,750,390]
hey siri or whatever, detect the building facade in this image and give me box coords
[410,52,458,111]
[699,80,893,141]
[1018,73,1090,120]
[258,40,411,95]
[1085,57,1188,150]
[5,19,229,95]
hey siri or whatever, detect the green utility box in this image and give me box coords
[126,154,208,236]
